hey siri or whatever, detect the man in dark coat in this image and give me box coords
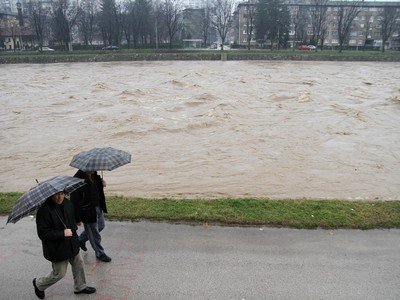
[33,191,96,299]
[70,170,111,262]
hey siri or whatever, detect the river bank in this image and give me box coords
[2,193,400,229]
[1,49,399,64]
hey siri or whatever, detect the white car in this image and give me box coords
[307,45,317,50]
[40,46,55,52]
[102,45,119,50]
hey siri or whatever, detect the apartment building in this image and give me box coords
[0,2,35,50]
[233,0,400,49]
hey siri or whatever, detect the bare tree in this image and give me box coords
[121,0,134,48]
[335,0,361,52]
[51,0,81,50]
[211,0,233,50]
[162,0,182,49]
[77,0,98,46]
[244,1,256,50]
[28,0,50,49]
[309,0,329,49]
[201,1,212,47]
[153,0,165,48]
[122,0,153,48]
[379,5,400,52]
[291,5,309,50]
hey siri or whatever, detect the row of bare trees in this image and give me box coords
[27,0,184,50]
[24,0,400,51]
[25,0,235,50]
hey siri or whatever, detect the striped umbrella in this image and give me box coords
[7,176,86,224]
[69,147,131,172]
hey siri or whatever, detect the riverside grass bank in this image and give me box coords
[1,193,400,229]
[1,49,400,64]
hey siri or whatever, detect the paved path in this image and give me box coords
[1,216,399,299]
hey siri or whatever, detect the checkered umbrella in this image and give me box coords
[6,176,86,224]
[69,147,131,171]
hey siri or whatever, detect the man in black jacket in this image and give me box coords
[32,191,96,299]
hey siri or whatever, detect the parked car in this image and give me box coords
[308,45,317,50]
[40,46,55,52]
[102,45,119,50]
[297,45,311,50]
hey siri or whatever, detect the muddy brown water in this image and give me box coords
[1,61,399,200]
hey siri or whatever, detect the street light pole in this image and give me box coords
[155,0,159,50]
[69,22,73,51]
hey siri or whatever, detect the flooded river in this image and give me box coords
[0,61,399,200]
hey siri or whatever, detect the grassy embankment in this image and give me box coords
[1,192,399,229]
[0,49,400,63]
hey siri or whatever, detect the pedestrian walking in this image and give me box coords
[69,147,131,263]
[70,170,112,262]
[33,191,96,299]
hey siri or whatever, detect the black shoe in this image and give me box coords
[74,286,96,294]
[33,278,45,299]
[79,241,87,252]
[96,254,112,262]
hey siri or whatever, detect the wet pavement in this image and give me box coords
[1,216,400,299]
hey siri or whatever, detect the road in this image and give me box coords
[1,216,399,299]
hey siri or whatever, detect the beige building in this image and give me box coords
[0,5,35,50]
[233,0,400,49]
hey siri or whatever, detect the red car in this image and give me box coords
[298,45,311,50]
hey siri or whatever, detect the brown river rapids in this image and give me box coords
[1,61,399,200]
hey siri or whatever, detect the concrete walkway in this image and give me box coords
[1,216,399,299]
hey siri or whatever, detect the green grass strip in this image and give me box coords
[2,192,400,229]
[1,49,399,64]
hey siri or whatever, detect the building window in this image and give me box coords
[349,39,357,45]
[360,23,364,28]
